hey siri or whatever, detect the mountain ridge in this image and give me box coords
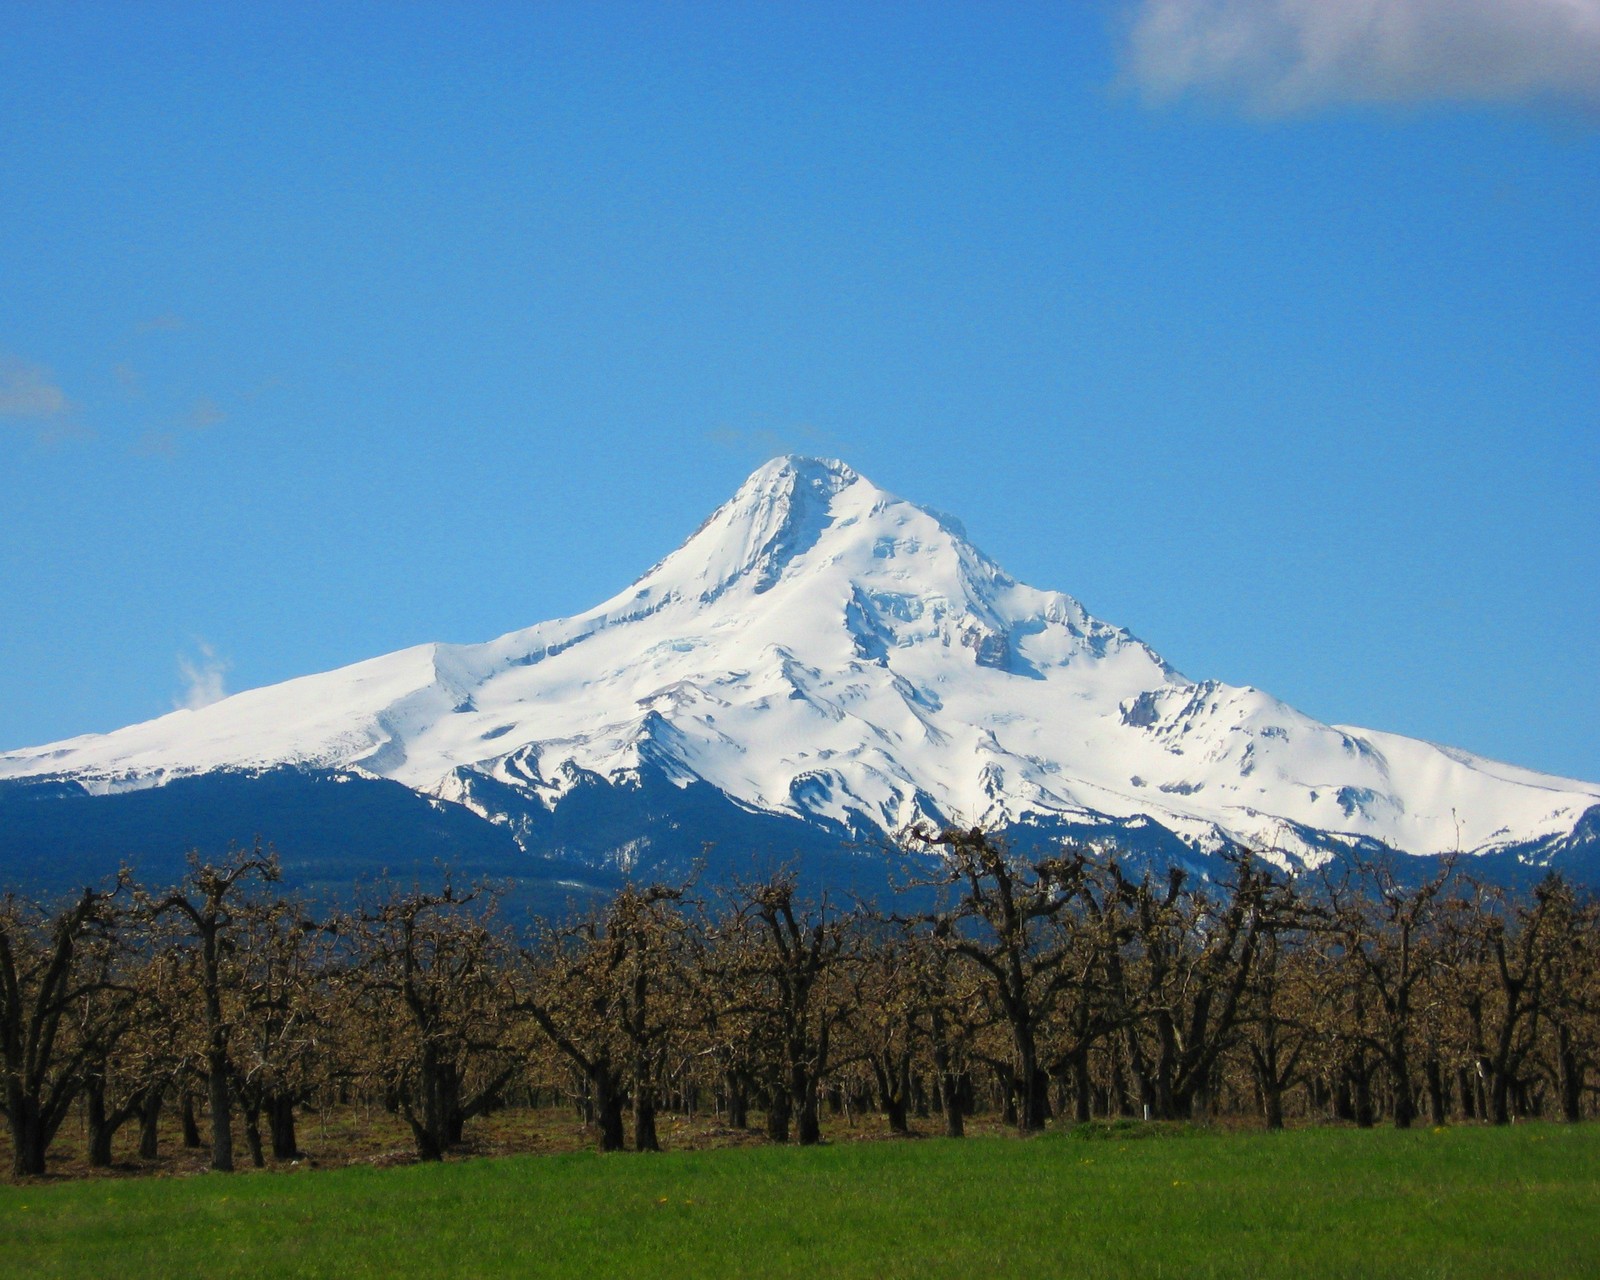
[3,455,1596,883]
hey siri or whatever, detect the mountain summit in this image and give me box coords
[3,457,1597,881]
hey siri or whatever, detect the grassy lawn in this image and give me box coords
[4,1123,1598,1279]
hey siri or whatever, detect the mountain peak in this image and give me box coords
[636,456,881,603]
[6,456,1597,877]
[741,455,862,496]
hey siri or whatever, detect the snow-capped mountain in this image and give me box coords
[3,457,1597,886]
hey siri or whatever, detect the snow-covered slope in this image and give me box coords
[4,457,1596,872]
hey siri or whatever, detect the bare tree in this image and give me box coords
[1454,875,1567,1124]
[1236,925,1317,1129]
[145,845,281,1172]
[844,918,921,1133]
[1320,859,1455,1128]
[1527,877,1599,1122]
[230,894,331,1164]
[918,915,986,1137]
[79,943,165,1167]
[1113,853,1291,1122]
[0,881,127,1176]
[340,880,517,1161]
[711,875,851,1145]
[911,826,1098,1132]
[517,884,690,1153]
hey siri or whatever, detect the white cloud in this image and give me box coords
[1123,0,1600,113]
[0,354,72,421]
[176,642,230,710]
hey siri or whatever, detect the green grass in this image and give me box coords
[4,1124,1598,1278]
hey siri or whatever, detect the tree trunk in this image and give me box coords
[592,1071,626,1153]
[1390,1037,1415,1129]
[405,1048,458,1159]
[997,1065,1019,1127]
[764,1087,792,1144]
[725,1070,749,1129]
[1353,1066,1375,1129]
[407,1113,444,1161]
[931,1037,964,1138]
[139,1084,164,1160]
[269,1094,299,1160]
[1111,1056,1134,1118]
[939,1072,965,1138]
[1128,1041,1156,1122]
[793,1070,822,1146]
[634,1085,660,1153]
[1556,1026,1583,1124]
[874,1060,909,1134]
[182,1091,203,1148]
[1263,1082,1285,1131]
[1072,1051,1093,1125]
[883,1091,908,1134]
[242,1099,265,1169]
[8,1100,48,1177]
[207,1060,234,1173]
[1254,1063,1282,1130]
[1013,1027,1049,1133]
[1392,1081,1415,1129]
[426,1056,461,1151]
[86,1081,116,1168]
[441,1065,466,1147]
[1490,1066,1512,1125]
[1424,1059,1447,1127]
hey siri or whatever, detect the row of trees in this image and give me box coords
[4,832,1598,1178]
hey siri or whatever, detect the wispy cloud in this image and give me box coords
[1122,0,1600,114]
[135,313,186,334]
[707,423,847,459]
[239,376,285,403]
[175,641,230,710]
[112,360,145,399]
[183,396,225,430]
[0,353,85,443]
[0,353,73,421]
[135,430,179,458]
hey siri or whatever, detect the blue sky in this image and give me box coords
[2,1,1597,781]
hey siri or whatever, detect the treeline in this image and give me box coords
[3,830,1598,1178]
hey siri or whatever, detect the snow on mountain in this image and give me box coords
[3,456,1596,872]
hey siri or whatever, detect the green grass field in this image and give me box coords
[4,1123,1598,1279]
